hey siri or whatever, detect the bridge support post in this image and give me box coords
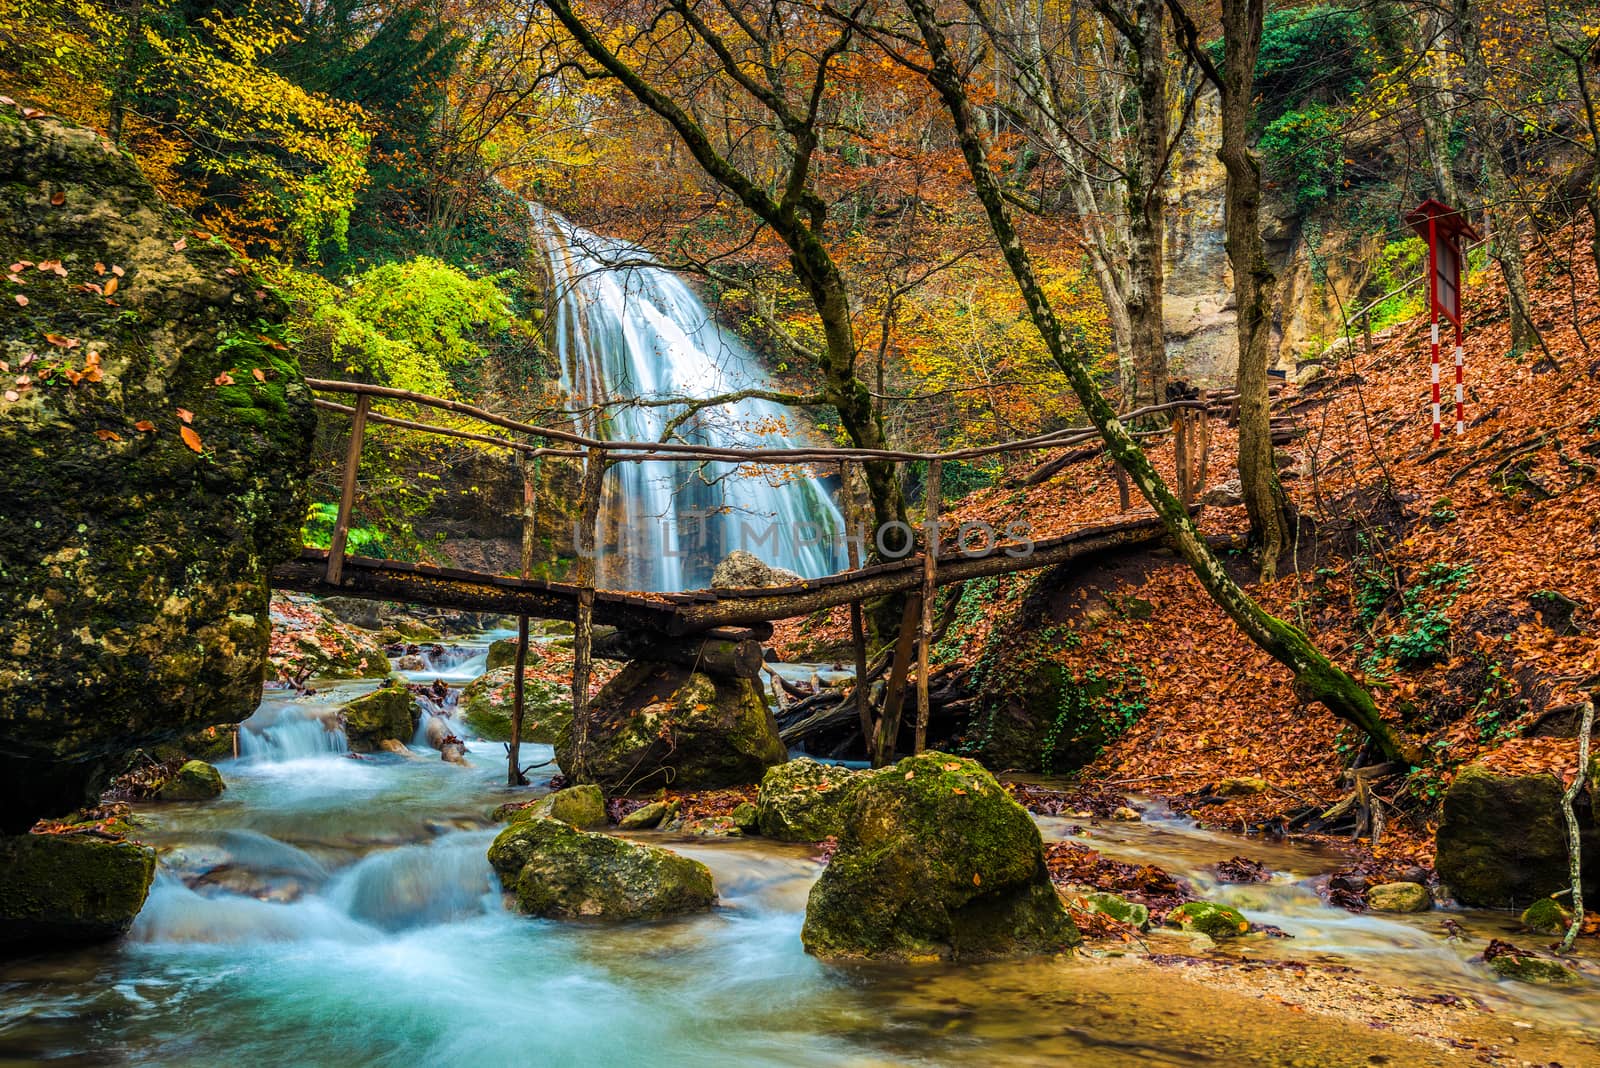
[326,392,371,586]
[568,449,606,783]
[507,614,529,787]
[1174,408,1191,506]
[875,592,921,767]
[914,460,941,755]
[839,462,873,751]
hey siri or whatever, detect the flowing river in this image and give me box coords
[2,640,1597,1066]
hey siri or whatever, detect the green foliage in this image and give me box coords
[1260,104,1345,212]
[1358,561,1476,671]
[1365,239,1428,333]
[277,257,514,394]
[300,501,388,555]
[1253,5,1373,119]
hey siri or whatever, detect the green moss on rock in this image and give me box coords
[801,752,1080,962]
[487,816,715,921]
[460,667,569,743]
[1366,882,1431,913]
[1520,897,1574,934]
[1166,901,1250,939]
[556,660,785,791]
[0,108,316,830]
[155,759,225,801]
[486,638,545,671]
[1084,891,1150,930]
[516,784,607,829]
[341,683,419,751]
[0,833,156,947]
[755,758,862,841]
[1487,952,1581,985]
[1436,764,1598,908]
[617,799,678,830]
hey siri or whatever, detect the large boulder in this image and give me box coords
[0,107,315,830]
[155,760,225,801]
[801,752,1079,962]
[485,638,545,672]
[340,683,419,752]
[756,758,864,841]
[556,661,785,791]
[517,784,607,829]
[487,816,715,921]
[0,833,157,948]
[460,667,569,743]
[709,550,801,589]
[1436,763,1597,908]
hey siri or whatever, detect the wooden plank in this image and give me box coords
[325,393,370,586]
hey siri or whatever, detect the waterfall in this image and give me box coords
[532,206,847,591]
[238,699,348,761]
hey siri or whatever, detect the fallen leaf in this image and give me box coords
[49,191,64,207]
[193,230,213,240]
[972,872,981,886]
[172,237,187,251]
[43,333,74,348]
[175,407,193,423]
[12,295,24,306]
[6,273,21,284]
[904,771,915,780]
[0,96,12,106]
[102,275,118,297]
[133,420,155,432]
[251,367,266,382]
[94,429,120,441]
[111,265,125,277]
[8,262,26,272]
[93,262,105,275]
[22,107,42,119]
[3,390,18,402]
[179,425,203,452]
[213,372,235,385]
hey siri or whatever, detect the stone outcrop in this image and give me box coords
[459,667,570,743]
[155,760,225,802]
[487,816,714,921]
[555,660,785,792]
[0,105,315,831]
[709,550,802,589]
[1435,763,1597,908]
[801,752,1079,962]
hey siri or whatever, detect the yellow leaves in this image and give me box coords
[133,420,156,432]
[102,275,118,297]
[179,425,203,453]
[93,429,120,441]
[972,872,982,886]
[49,190,65,207]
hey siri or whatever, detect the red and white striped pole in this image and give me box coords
[1452,319,1465,435]
[1430,318,1441,441]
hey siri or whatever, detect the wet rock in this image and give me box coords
[377,739,411,756]
[709,550,802,589]
[1435,763,1597,908]
[340,683,420,752]
[801,752,1080,962]
[320,596,391,631]
[1111,806,1141,821]
[0,833,157,948]
[517,784,607,829]
[487,817,715,921]
[1365,882,1431,913]
[1484,946,1581,985]
[1165,901,1250,939]
[755,758,863,842]
[617,799,678,830]
[1519,898,1573,934]
[556,661,785,792]
[460,667,570,744]
[1084,891,1150,930]
[0,108,315,831]
[439,739,469,765]
[155,760,225,802]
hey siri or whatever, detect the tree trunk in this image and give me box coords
[1453,0,1539,353]
[1125,0,1171,412]
[906,0,1417,767]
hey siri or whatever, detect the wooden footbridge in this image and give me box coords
[271,378,1251,778]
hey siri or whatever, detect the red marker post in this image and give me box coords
[1405,200,1478,440]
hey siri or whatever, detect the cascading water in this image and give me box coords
[533,206,847,591]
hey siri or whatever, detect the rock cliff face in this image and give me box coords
[0,105,315,830]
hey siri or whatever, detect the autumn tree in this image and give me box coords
[894,0,1414,765]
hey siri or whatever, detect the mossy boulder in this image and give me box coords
[155,760,224,801]
[284,616,392,680]
[755,758,863,841]
[0,107,316,831]
[0,833,157,947]
[1166,901,1250,939]
[1215,776,1271,797]
[1487,952,1581,985]
[340,683,419,752]
[1366,882,1431,913]
[1435,764,1598,908]
[617,799,678,830]
[486,638,545,672]
[487,816,715,921]
[460,667,569,743]
[1520,898,1574,934]
[731,801,760,833]
[556,660,785,792]
[517,784,607,829]
[801,752,1080,962]
[1083,891,1150,930]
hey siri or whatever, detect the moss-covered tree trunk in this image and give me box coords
[905,0,1417,767]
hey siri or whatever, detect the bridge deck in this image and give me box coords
[270,515,1169,635]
